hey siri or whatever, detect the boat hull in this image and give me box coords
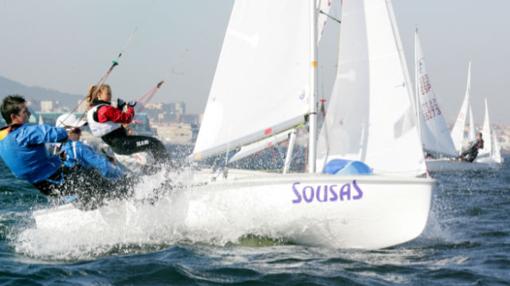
[33,171,433,250]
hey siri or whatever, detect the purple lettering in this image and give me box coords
[292,182,302,204]
[339,183,351,201]
[352,180,363,200]
[316,185,328,202]
[329,184,338,202]
[303,186,314,203]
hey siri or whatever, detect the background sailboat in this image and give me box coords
[414,30,457,158]
[451,62,473,153]
[476,98,503,164]
[428,64,502,171]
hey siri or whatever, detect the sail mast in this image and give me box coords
[308,0,319,173]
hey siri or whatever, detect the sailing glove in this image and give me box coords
[117,98,126,110]
[127,100,137,108]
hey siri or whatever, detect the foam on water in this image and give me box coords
[13,169,289,260]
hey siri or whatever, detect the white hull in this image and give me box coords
[426,158,501,172]
[34,171,434,249]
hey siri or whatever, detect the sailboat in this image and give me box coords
[413,30,457,159]
[33,0,434,249]
[426,63,501,171]
[187,0,434,249]
[451,62,475,152]
[476,98,503,165]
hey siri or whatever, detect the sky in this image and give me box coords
[0,0,509,124]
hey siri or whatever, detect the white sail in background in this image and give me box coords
[478,98,492,159]
[192,0,312,160]
[414,31,457,157]
[468,105,476,141]
[317,0,426,176]
[451,62,472,152]
[492,130,503,163]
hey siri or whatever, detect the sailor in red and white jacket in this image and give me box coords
[86,84,169,164]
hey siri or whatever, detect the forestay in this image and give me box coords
[451,62,472,152]
[414,31,457,157]
[192,0,312,160]
[317,0,426,176]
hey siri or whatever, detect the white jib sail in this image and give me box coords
[478,98,492,159]
[192,0,312,160]
[468,104,476,141]
[317,0,427,176]
[414,31,457,157]
[451,62,472,152]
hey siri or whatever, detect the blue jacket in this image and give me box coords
[63,140,124,181]
[0,124,67,183]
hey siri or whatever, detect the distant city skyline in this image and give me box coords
[0,0,509,124]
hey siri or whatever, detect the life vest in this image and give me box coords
[87,104,122,137]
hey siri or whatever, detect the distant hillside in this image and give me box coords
[0,75,82,110]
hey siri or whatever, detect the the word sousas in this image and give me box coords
[292,180,363,204]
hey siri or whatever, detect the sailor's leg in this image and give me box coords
[110,135,170,164]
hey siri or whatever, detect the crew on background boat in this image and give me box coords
[459,132,484,162]
[86,84,170,165]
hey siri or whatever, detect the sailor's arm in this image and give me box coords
[97,105,135,124]
[21,124,68,145]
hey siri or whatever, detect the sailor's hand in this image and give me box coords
[127,100,137,108]
[117,98,126,110]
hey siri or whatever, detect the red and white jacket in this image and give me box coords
[87,101,134,137]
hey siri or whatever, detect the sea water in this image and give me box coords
[0,157,509,285]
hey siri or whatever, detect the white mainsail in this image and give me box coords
[451,62,472,152]
[317,0,426,176]
[414,31,457,157]
[192,0,312,160]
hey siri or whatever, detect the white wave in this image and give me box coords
[13,169,281,260]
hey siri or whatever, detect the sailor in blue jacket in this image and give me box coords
[0,95,68,195]
[62,127,124,181]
